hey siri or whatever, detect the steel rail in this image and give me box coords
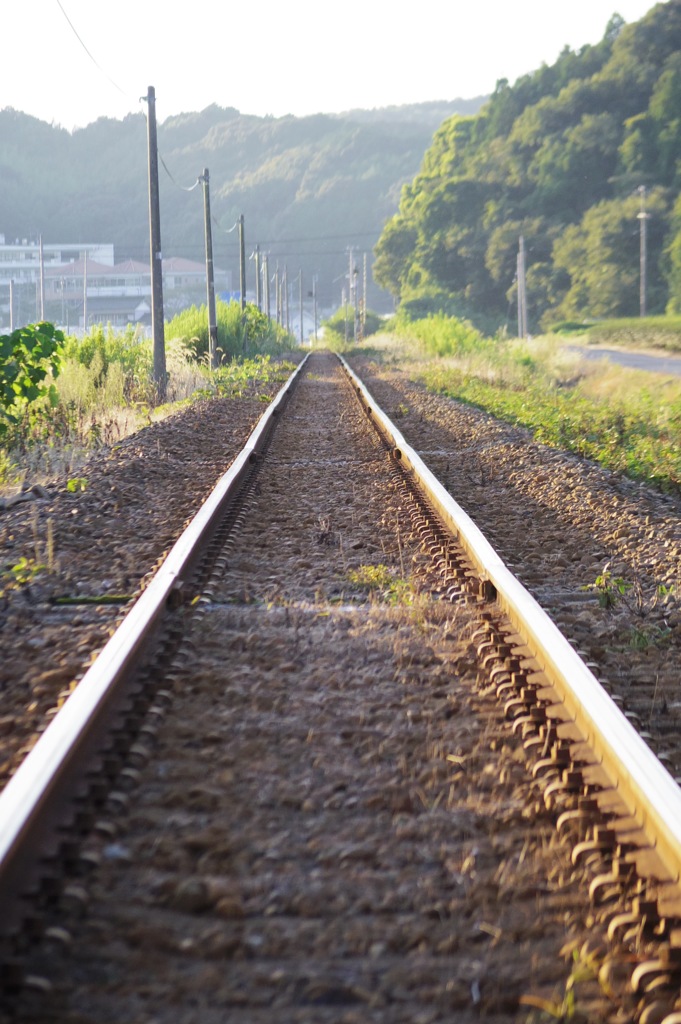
[339,353,681,886]
[0,354,310,937]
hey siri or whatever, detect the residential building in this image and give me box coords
[0,235,231,330]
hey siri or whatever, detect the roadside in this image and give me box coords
[566,343,681,376]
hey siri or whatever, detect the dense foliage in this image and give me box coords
[374,1,681,330]
[0,323,63,436]
[166,300,293,360]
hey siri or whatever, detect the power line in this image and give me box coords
[55,0,128,98]
[158,153,201,192]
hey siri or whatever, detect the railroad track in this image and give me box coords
[2,351,681,1022]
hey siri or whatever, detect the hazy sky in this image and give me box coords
[5,0,659,130]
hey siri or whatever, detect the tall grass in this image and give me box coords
[392,313,681,494]
[0,316,296,490]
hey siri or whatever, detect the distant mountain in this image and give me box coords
[0,98,486,312]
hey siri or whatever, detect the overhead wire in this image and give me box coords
[53,1,384,288]
[55,0,129,99]
[158,154,201,192]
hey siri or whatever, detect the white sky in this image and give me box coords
[3,0,659,130]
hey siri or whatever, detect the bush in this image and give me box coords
[0,322,63,436]
[321,306,386,346]
[393,310,487,358]
[166,300,293,362]
[61,323,154,403]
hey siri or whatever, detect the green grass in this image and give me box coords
[1,318,298,490]
[388,313,681,495]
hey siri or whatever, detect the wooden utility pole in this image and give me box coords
[200,168,219,369]
[238,214,246,311]
[145,86,166,400]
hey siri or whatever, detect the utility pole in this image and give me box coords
[517,235,528,339]
[264,254,271,321]
[83,250,88,332]
[145,85,166,400]
[362,252,367,330]
[353,265,359,342]
[284,265,289,332]
[313,275,318,344]
[299,269,303,346]
[200,168,219,369]
[254,245,262,310]
[348,248,353,337]
[238,214,246,311]
[9,280,14,332]
[39,236,45,321]
[275,263,281,325]
[638,185,650,318]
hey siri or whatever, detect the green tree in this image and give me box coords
[552,189,670,320]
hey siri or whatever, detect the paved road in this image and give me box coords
[569,345,681,376]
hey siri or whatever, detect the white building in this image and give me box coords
[0,235,231,330]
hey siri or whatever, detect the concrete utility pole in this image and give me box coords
[264,254,271,321]
[638,186,650,318]
[312,275,318,344]
[284,265,289,332]
[145,86,166,400]
[238,214,246,311]
[517,235,528,339]
[254,245,262,310]
[362,252,367,330]
[353,265,359,342]
[9,280,14,332]
[200,169,219,369]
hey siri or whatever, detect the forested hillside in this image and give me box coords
[374,1,681,330]
[0,99,483,312]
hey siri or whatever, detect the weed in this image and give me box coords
[66,477,88,493]
[520,948,598,1022]
[0,556,47,597]
[583,567,631,609]
[347,563,413,605]
[628,623,672,651]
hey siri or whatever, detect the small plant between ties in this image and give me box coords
[583,564,632,609]
[346,563,413,605]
